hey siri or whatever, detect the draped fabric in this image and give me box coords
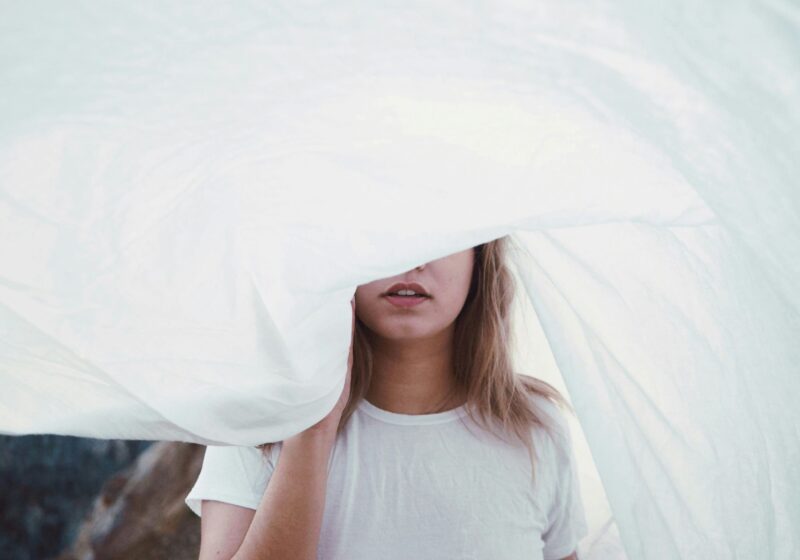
[1,2,798,558]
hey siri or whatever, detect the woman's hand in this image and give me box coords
[292,296,355,439]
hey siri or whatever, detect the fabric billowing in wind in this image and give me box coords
[0,2,798,559]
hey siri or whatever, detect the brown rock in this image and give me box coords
[56,441,205,560]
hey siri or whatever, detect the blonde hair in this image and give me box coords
[258,235,574,486]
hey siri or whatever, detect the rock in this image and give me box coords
[56,441,204,560]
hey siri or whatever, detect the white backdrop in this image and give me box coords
[1,2,798,558]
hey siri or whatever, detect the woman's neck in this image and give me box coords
[364,327,465,415]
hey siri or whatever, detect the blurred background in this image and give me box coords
[0,436,204,559]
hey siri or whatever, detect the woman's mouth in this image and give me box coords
[383,294,430,308]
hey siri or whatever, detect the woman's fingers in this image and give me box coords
[350,297,356,334]
[347,296,356,369]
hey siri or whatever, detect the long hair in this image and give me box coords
[258,235,574,486]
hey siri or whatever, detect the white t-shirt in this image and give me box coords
[185,393,589,560]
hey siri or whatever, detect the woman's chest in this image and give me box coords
[316,427,552,559]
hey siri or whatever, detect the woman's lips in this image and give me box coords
[383,295,430,308]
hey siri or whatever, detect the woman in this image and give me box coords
[185,236,588,559]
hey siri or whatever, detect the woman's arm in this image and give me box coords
[200,298,355,560]
[229,429,337,560]
[198,500,255,559]
[197,431,336,560]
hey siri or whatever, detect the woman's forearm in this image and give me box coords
[233,429,336,560]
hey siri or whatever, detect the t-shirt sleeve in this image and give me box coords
[184,443,280,517]
[540,408,590,560]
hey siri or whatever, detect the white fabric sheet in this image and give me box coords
[1,2,798,559]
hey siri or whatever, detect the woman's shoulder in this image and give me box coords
[256,441,283,466]
[204,442,280,472]
[523,389,574,458]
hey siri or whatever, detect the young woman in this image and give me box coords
[185,236,588,559]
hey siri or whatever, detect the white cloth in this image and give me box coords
[185,394,588,560]
[1,2,799,558]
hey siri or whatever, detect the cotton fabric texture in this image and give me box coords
[186,394,588,560]
[1,2,799,559]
